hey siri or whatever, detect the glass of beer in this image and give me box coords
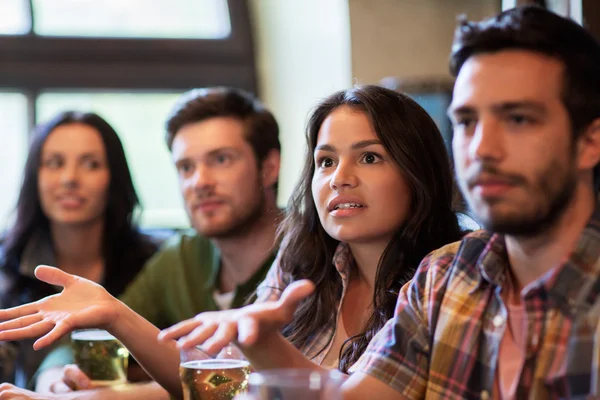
[246,369,344,400]
[71,329,129,386]
[180,346,251,400]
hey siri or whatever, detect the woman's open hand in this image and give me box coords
[0,265,120,350]
[158,280,315,356]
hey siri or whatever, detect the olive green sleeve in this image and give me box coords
[118,243,180,328]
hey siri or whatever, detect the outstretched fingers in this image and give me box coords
[0,320,54,342]
[200,322,238,355]
[0,314,43,332]
[34,321,74,350]
[158,317,206,343]
[177,323,220,351]
[0,302,39,322]
[34,265,76,288]
[276,280,315,320]
[237,316,260,346]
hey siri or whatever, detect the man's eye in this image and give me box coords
[215,154,231,164]
[178,163,193,173]
[456,118,474,128]
[507,114,534,126]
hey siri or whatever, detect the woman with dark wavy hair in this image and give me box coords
[0,111,158,386]
[0,86,465,398]
[288,83,463,370]
[163,84,465,372]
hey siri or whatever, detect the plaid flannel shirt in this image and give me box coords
[355,204,600,400]
[255,242,353,365]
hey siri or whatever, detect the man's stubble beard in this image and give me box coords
[463,159,577,237]
[195,185,268,240]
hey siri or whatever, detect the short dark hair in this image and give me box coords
[450,5,600,190]
[165,87,281,165]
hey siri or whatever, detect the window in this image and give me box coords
[0,0,256,230]
[0,0,255,90]
[379,77,454,156]
[0,92,29,230]
[0,0,30,35]
[33,0,231,39]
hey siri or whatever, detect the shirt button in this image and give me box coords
[481,390,490,400]
[492,314,505,328]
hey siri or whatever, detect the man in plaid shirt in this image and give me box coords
[341,5,600,400]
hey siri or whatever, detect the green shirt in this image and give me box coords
[37,232,276,375]
[120,232,276,328]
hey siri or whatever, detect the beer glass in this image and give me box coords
[70,329,129,386]
[180,345,251,400]
[246,369,344,400]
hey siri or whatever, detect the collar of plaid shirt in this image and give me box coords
[355,201,600,400]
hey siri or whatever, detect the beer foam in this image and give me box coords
[71,329,117,341]
[181,359,250,370]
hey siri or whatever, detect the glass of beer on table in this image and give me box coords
[180,345,251,400]
[71,329,129,386]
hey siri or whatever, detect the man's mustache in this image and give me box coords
[464,163,526,188]
[192,185,217,198]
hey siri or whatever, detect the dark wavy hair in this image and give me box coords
[277,85,463,372]
[2,111,156,296]
[450,5,600,190]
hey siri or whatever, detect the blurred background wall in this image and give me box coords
[350,0,499,84]
[248,0,352,209]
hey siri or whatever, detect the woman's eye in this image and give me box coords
[83,159,102,170]
[43,158,62,169]
[361,153,382,164]
[317,157,335,169]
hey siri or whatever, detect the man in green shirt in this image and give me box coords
[119,233,275,331]
[34,87,283,399]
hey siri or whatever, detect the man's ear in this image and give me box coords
[577,118,600,173]
[260,149,281,189]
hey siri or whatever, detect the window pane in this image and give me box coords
[33,0,230,39]
[409,93,453,152]
[0,92,29,231]
[0,0,31,35]
[37,91,189,228]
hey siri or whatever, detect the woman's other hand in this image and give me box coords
[0,265,120,350]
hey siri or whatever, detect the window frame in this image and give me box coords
[0,0,255,229]
[0,0,256,92]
